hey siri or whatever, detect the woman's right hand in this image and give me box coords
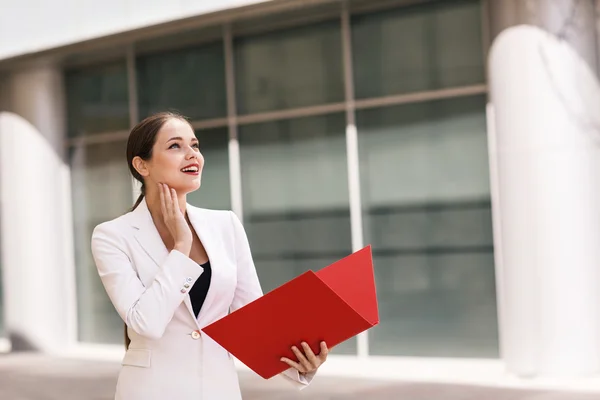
[159,183,193,256]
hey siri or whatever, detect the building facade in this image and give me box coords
[1,0,600,383]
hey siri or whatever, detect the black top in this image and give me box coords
[189,260,212,317]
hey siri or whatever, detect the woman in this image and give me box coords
[91,112,328,400]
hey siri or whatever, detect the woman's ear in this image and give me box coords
[132,156,150,177]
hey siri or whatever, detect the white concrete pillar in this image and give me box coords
[489,20,600,378]
[0,65,76,354]
[488,0,598,76]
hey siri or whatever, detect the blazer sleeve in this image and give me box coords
[91,222,203,340]
[228,211,316,389]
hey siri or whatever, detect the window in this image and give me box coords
[187,127,231,210]
[234,20,344,114]
[239,114,356,354]
[136,42,227,121]
[352,0,484,99]
[71,140,133,344]
[65,61,130,136]
[357,95,498,357]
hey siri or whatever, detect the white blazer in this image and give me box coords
[91,198,314,400]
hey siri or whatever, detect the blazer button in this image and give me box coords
[180,289,187,293]
[191,330,201,340]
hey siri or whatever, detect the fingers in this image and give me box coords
[280,357,305,373]
[158,183,180,220]
[318,341,329,362]
[159,183,167,219]
[281,342,329,375]
[301,342,319,366]
[291,345,312,372]
[281,342,328,374]
[170,188,178,216]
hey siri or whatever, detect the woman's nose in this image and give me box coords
[185,147,197,158]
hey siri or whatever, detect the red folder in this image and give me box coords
[202,245,379,379]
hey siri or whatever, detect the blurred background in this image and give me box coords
[1,0,600,398]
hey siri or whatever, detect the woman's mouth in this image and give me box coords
[181,165,200,176]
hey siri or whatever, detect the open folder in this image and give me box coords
[202,245,379,380]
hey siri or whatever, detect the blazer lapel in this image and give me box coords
[183,291,201,329]
[130,199,169,268]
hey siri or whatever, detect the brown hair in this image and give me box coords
[124,111,193,348]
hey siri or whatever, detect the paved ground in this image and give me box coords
[1,353,600,399]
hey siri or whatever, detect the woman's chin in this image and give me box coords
[174,180,201,194]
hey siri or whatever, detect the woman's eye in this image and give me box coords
[169,143,180,149]
[192,143,200,149]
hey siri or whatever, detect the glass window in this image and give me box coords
[352,0,484,99]
[136,42,227,121]
[187,127,231,210]
[65,61,130,137]
[71,140,133,344]
[357,95,498,357]
[234,21,344,114]
[239,114,356,354]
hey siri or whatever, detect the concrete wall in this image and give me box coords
[0,67,76,353]
[489,24,600,377]
[0,0,272,61]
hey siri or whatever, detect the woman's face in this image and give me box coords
[142,118,204,194]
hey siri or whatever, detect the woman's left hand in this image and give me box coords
[280,341,329,375]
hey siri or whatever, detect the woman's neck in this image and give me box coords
[144,187,189,223]
[143,187,189,249]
